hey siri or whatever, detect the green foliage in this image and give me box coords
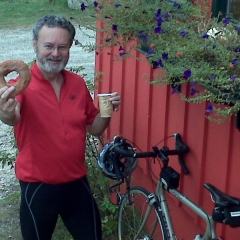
[68,65,97,93]
[95,0,240,122]
[86,135,118,238]
[0,0,95,29]
[0,127,17,168]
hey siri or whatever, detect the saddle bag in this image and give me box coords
[212,205,240,228]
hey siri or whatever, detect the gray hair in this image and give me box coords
[33,15,76,42]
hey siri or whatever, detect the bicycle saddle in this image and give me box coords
[204,183,240,207]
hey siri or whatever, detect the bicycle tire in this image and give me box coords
[118,186,170,240]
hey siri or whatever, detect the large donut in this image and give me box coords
[0,60,31,97]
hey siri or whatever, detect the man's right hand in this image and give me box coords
[0,86,21,126]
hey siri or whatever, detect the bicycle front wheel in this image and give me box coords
[118,186,170,240]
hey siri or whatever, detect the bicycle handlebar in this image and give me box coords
[112,133,190,181]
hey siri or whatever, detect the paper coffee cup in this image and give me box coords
[98,93,113,117]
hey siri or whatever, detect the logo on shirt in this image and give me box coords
[69,95,76,100]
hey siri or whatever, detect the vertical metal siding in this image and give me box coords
[95,43,240,239]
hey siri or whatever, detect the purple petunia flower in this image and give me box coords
[93,1,98,7]
[191,81,197,87]
[147,47,155,57]
[223,16,230,25]
[234,47,240,53]
[183,69,192,79]
[230,75,238,82]
[139,31,148,43]
[164,12,171,20]
[173,1,181,9]
[210,74,217,80]
[119,52,126,57]
[162,52,168,60]
[156,9,163,25]
[202,33,209,39]
[156,15,163,26]
[190,87,199,96]
[119,46,124,51]
[115,3,121,8]
[231,59,239,66]
[156,9,161,17]
[153,59,164,69]
[171,86,179,94]
[180,30,187,37]
[81,3,87,11]
[154,26,162,34]
[112,24,118,32]
[205,103,213,114]
[236,26,240,34]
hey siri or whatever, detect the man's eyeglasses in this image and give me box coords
[37,41,70,53]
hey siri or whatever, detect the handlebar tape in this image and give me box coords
[113,146,156,158]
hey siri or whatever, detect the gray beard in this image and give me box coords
[36,53,68,73]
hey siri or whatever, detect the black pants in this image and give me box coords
[19,176,102,240]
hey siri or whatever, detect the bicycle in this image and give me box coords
[97,133,240,240]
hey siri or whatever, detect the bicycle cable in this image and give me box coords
[123,135,175,192]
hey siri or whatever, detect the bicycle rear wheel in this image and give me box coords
[118,186,170,240]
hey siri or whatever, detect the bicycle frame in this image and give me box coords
[154,180,218,240]
[108,134,231,239]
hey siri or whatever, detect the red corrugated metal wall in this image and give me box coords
[95,21,240,240]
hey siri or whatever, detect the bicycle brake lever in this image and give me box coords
[174,133,190,175]
[174,133,189,153]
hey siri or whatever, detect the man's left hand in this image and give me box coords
[110,92,121,111]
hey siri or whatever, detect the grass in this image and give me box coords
[0,193,21,239]
[0,0,96,29]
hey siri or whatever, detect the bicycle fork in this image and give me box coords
[134,193,159,240]
[134,191,177,240]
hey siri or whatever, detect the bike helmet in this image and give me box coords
[98,141,138,180]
